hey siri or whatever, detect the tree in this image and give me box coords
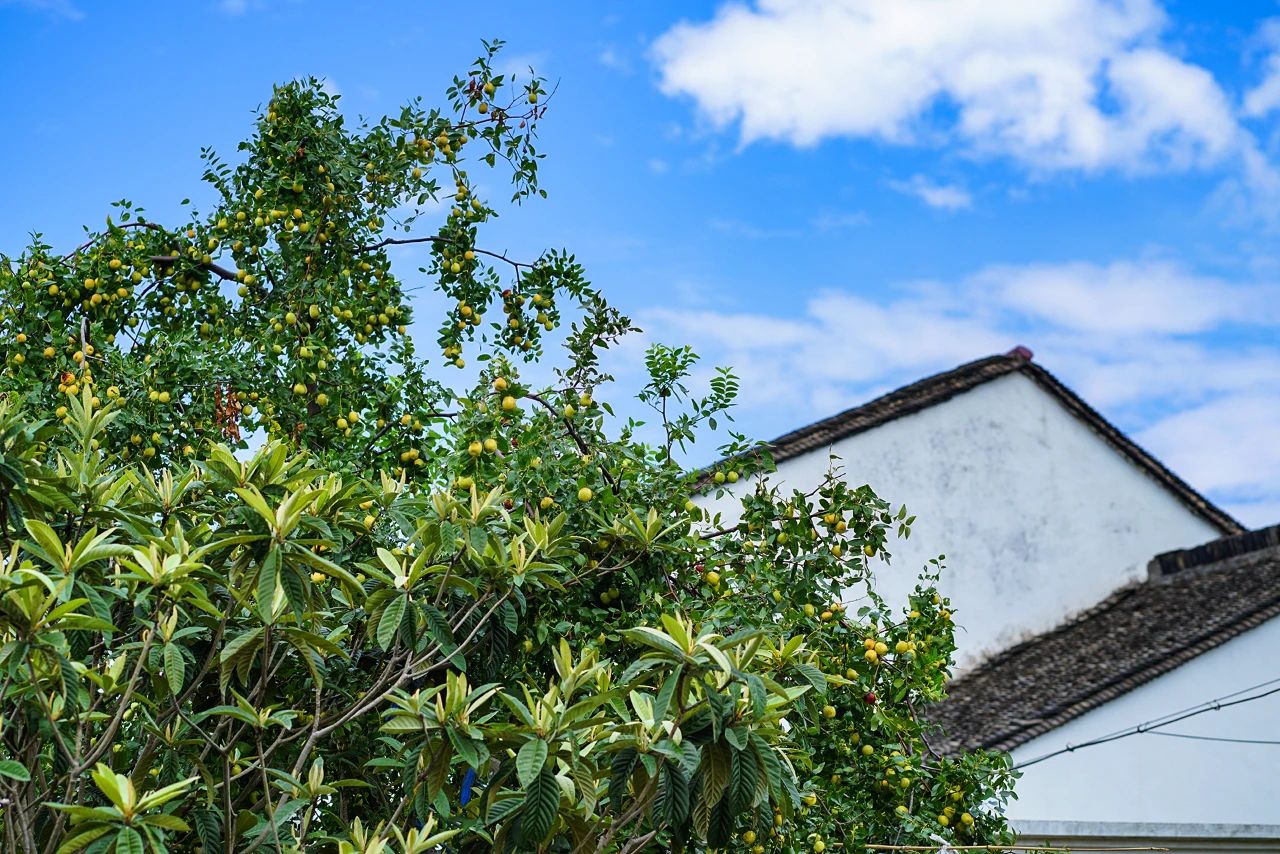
[0,45,1019,853]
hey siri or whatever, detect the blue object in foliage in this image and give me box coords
[460,767,476,806]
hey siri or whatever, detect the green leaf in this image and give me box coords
[653,664,682,724]
[164,644,185,696]
[54,825,110,854]
[115,827,144,854]
[279,564,307,620]
[520,766,559,844]
[693,741,730,836]
[193,808,222,853]
[654,763,689,826]
[793,662,828,695]
[377,594,407,651]
[729,745,760,810]
[609,748,637,814]
[255,547,280,624]
[0,759,30,781]
[516,738,548,789]
[619,627,688,661]
[143,813,191,831]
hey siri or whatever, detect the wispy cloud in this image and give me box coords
[597,45,631,74]
[637,256,1280,527]
[889,174,972,210]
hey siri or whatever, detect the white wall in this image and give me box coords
[1008,616,1280,825]
[697,373,1223,669]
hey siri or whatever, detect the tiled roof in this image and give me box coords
[752,350,1243,535]
[928,526,1280,753]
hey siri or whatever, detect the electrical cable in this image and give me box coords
[1014,678,1280,769]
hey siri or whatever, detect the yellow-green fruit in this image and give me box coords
[577,486,593,502]
[803,603,816,617]
[310,571,325,583]
[726,470,739,483]
[157,391,171,404]
[285,311,297,325]
[315,393,329,406]
[822,705,836,719]
[468,441,483,457]
[705,570,721,586]
[483,437,498,453]
[293,383,308,395]
[861,744,874,755]
[540,496,554,510]
[864,544,876,557]
[713,471,726,484]
[502,395,516,411]
[801,793,818,806]
[493,377,508,392]
[363,515,375,530]
[742,831,757,844]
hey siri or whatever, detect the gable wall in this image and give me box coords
[696,373,1223,669]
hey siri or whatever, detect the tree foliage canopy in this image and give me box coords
[0,45,1018,853]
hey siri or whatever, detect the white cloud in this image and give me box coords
[974,259,1277,334]
[652,0,1247,176]
[890,174,973,210]
[637,257,1280,527]
[598,46,631,73]
[1137,394,1280,527]
[1246,55,1280,118]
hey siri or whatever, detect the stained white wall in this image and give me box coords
[696,373,1224,669]
[1008,616,1280,825]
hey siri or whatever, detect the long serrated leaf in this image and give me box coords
[377,594,407,651]
[164,644,185,696]
[516,738,548,789]
[114,827,143,854]
[520,766,559,844]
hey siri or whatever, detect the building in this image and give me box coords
[696,349,1279,845]
[932,525,1280,850]
[696,349,1243,670]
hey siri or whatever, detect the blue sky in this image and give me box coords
[2,0,1279,527]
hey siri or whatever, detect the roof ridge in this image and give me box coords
[740,351,1242,535]
[1150,524,1280,577]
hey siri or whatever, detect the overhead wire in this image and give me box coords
[1014,676,1280,769]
